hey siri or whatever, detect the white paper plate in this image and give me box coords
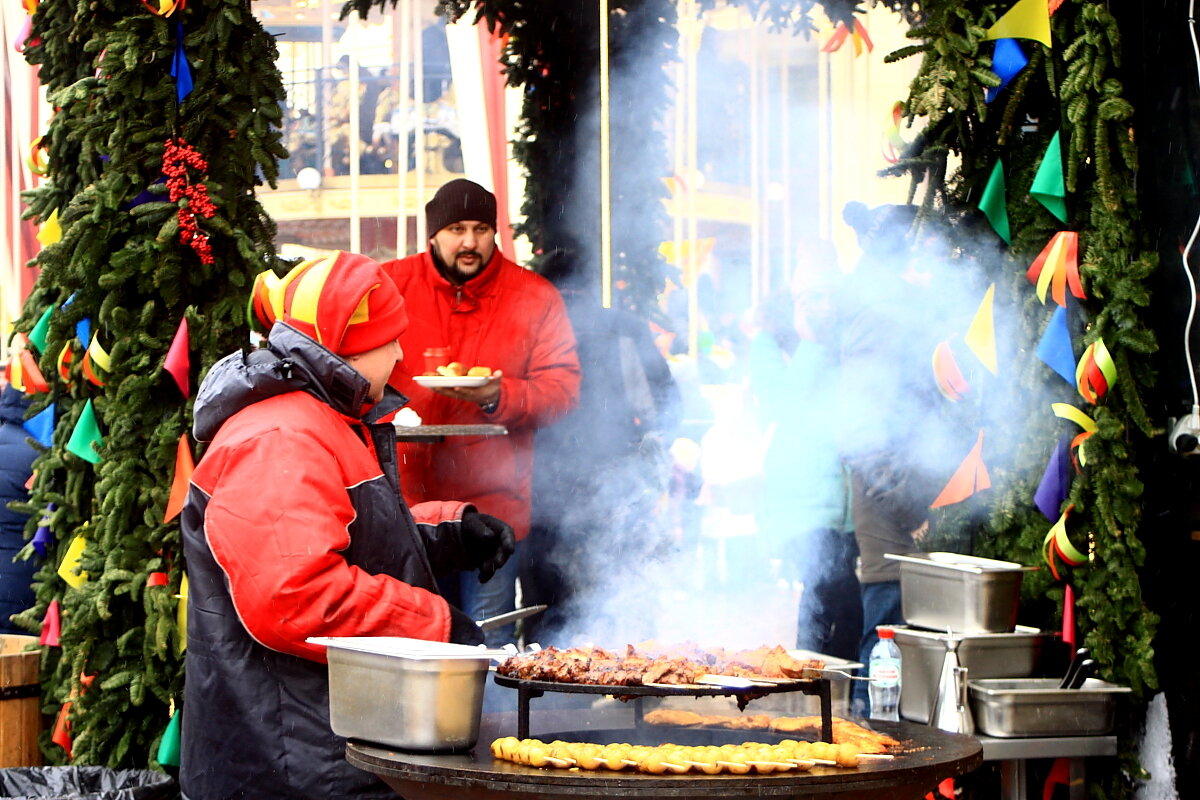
[413,375,491,388]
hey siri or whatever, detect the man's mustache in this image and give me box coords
[455,250,482,261]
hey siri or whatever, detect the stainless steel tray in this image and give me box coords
[887,552,1033,633]
[968,677,1130,738]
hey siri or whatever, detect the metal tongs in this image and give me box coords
[476,604,548,632]
[1058,647,1095,689]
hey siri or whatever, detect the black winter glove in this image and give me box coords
[461,510,516,584]
[448,604,485,646]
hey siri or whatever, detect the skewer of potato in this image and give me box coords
[490,737,871,773]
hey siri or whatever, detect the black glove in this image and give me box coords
[461,510,516,583]
[448,604,485,646]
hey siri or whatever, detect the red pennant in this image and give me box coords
[18,350,50,393]
[52,702,73,758]
[164,317,190,397]
[1062,584,1076,650]
[40,598,61,646]
[1043,757,1070,800]
[147,572,169,587]
[163,434,195,523]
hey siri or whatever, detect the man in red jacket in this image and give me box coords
[381,179,581,645]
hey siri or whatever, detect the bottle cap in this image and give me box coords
[876,626,895,638]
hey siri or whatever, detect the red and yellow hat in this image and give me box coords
[250,251,407,356]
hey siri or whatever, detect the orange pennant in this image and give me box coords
[931,430,991,508]
[52,702,73,758]
[18,350,49,393]
[932,340,970,401]
[163,434,195,523]
[1026,232,1084,307]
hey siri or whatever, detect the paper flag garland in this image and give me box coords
[1031,131,1068,223]
[883,101,907,164]
[1036,305,1076,385]
[164,434,195,523]
[36,208,62,246]
[931,430,992,508]
[932,341,970,401]
[57,343,74,383]
[1043,505,1087,581]
[1076,339,1117,404]
[984,0,1052,48]
[40,598,61,646]
[23,402,55,448]
[32,503,55,557]
[1027,231,1084,307]
[57,535,88,588]
[964,284,998,375]
[1052,402,1096,468]
[171,22,193,103]
[16,349,49,393]
[165,317,190,397]
[176,572,189,654]
[75,317,90,347]
[66,399,104,464]
[978,160,1011,243]
[986,38,1028,103]
[82,334,111,387]
[157,710,182,767]
[28,306,52,353]
[27,136,48,175]
[52,703,73,758]
[1062,584,1076,650]
[1034,436,1071,520]
[821,19,874,56]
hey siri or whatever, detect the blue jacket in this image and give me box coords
[0,385,37,634]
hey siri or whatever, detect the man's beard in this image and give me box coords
[431,245,487,285]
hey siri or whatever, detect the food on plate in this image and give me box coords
[423,362,493,378]
[495,643,824,686]
[490,737,876,774]
[642,710,899,754]
[467,366,493,376]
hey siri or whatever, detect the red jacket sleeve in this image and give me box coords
[201,428,451,662]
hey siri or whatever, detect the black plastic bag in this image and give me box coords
[0,767,176,800]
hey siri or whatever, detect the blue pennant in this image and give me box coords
[76,317,90,347]
[24,402,56,448]
[1036,304,1076,385]
[986,38,1028,103]
[171,22,194,104]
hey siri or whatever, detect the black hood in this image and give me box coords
[193,323,406,443]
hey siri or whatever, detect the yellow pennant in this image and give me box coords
[37,209,62,246]
[964,284,998,375]
[57,535,89,588]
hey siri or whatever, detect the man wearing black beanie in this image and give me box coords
[380,179,581,647]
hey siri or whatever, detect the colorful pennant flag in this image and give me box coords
[28,306,53,353]
[32,503,55,557]
[164,317,190,397]
[964,284,998,374]
[40,598,61,646]
[157,710,182,767]
[882,101,907,164]
[36,208,62,246]
[1062,583,1076,650]
[82,334,111,387]
[57,535,88,588]
[75,318,90,347]
[16,349,50,394]
[1076,338,1117,404]
[164,434,195,523]
[1034,436,1071,520]
[1031,131,1068,223]
[984,0,1052,48]
[52,703,73,758]
[66,399,103,464]
[1052,402,1096,469]
[23,402,56,448]
[1036,305,1076,385]
[978,160,1011,243]
[821,19,874,55]
[27,136,48,175]
[1043,505,1087,581]
[986,38,1028,103]
[932,340,970,401]
[176,572,189,654]
[171,22,193,103]
[57,342,74,383]
[931,431,992,508]
[1027,231,1084,307]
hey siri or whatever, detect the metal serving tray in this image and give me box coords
[893,625,1049,723]
[968,677,1130,738]
[887,552,1033,633]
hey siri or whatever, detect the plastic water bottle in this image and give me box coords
[867,626,902,721]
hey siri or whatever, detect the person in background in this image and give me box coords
[757,239,861,661]
[836,203,944,715]
[0,383,37,635]
[181,251,514,800]
[523,249,681,645]
[381,180,581,647]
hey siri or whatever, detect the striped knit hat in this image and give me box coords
[250,251,408,356]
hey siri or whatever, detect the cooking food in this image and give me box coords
[642,709,900,754]
[489,736,869,773]
[496,643,824,686]
[425,362,492,377]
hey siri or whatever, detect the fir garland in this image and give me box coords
[14,0,286,768]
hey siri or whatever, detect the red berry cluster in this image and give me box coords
[163,137,216,264]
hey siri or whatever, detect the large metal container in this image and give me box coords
[969,678,1130,737]
[887,552,1031,633]
[893,625,1049,723]
[309,637,498,752]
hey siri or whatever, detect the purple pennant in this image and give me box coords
[1034,436,1071,521]
[986,38,1028,103]
[1036,305,1075,386]
[33,503,56,558]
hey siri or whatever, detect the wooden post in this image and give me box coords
[0,634,43,767]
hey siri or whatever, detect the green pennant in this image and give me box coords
[1031,130,1068,223]
[66,399,103,464]
[156,710,181,767]
[29,306,54,354]
[978,159,1012,243]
